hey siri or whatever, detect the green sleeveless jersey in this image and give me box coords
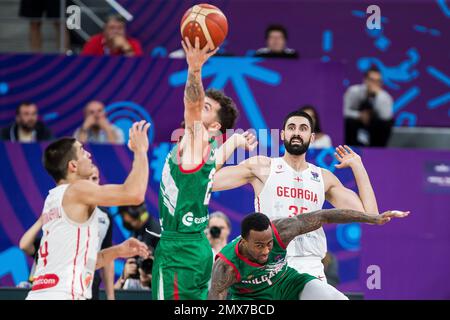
[158,139,217,233]
[217,223,289,298]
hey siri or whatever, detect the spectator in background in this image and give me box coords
[207,211,231,256]
[1,102,53,142]
[73,100,124,144]
[118,203,161,254]
[344,66,394,147]
[255,24,298,58]
[19,0,70,52]
[89,165,115,300]
[322,252,340,288]
[81,14,143,56]
[299,105,333,148]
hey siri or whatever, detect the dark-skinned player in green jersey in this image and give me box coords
[208,209,409,300]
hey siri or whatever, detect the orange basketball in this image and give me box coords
[180,3,228,50]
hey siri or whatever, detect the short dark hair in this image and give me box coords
[364,65,381,78]
[16,101,36,115]
[299,105,322,133]
[43,138,77,182]
[241,212,271,240]
[105,14,127,25]
[205,89,239,134]
[265,24,288,40]
[282,110,315,132]
[118,202,147,220]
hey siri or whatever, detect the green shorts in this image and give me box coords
[151,231,213,300]
[232,267,316,300]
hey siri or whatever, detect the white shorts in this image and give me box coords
[26,290,85,300]
[287,256,327,282]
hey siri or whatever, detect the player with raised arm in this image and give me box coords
[26,121,151,300]
[152,37,257,300]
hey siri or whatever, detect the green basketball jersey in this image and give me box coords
[217,223,290,298]
[158,139,217,233]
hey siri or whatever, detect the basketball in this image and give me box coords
[180,4,228,50]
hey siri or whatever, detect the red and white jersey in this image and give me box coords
[26,184,99,300]
[255,157,327,259]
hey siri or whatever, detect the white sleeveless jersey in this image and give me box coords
[26,184,100,300]
[96,209,110,251]
[255,158,327,259]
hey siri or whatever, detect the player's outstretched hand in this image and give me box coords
[182,36,219,70]
[236,131,258,152]
[334,145,362,169]
[128,120,151,153]
[117,238,150,259]
[371,210,410,225]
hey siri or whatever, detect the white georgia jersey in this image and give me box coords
[27,184,100,300]
[255,157,327,259]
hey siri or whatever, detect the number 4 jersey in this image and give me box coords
[26,184,99,300]
[255,157,326,259]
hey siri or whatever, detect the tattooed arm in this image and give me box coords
[208,257,238,300]
[181,37,219,136]
[273,209,409,247]
[179,37,219,170]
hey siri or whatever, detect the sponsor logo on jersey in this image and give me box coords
[83,272,93,289]
[311,171,320,182]
[31,274,59,291]
[182,212,208,227]
[98,217,106,224]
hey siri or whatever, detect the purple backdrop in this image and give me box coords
[360,148,450,299]
[0,55,345,145]
[117,0,450,128]
[1,141,449,299]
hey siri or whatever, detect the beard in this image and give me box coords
[20,122,36,132]
[284,136,310,156]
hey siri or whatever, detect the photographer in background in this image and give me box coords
[206,211,231,257]
[344,66,394,147]
[114,254,153,290]
[118,203,161,253]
